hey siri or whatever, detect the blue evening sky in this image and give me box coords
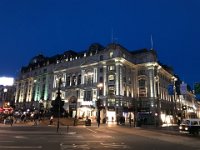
[0,0,199,88]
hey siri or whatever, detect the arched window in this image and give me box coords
[138,79,147,97]
[77,75,81,85]
[66,76,70,86]
[72,75,76,86]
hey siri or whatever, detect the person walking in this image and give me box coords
[33,113,39,126]
[129,114,132,127]
[97,117,100,127]
[49,115,53,125]
[10,115,14,127]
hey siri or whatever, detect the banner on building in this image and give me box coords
[168,84,174,95]
[180,83,187,95]
[194,82,200,94]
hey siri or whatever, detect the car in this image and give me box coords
[179,118,200,135]
[85,119,91,126]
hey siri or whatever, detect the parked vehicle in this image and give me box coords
[85,116,91,126]
[179,118,200,135]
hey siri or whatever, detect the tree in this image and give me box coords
[51,78,65,117]
[51,92,64,117]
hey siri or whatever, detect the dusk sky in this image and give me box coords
[0,0,200,88]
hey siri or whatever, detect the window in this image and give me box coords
[139,79,147,97]
[191,121,198,125]
[85,73,93,85]
[100,55,103,60]
[108,98,115,106]
[108,85,115,95]
[128,77,131,84]
[66,76,70,86]
[84,91,92,101]
[138,70,146,76]
[139,79,146,87]
[99,88,103,96]
[77,75,81,85]
[43,68,47,73]
[99,67,103,73]
[116,99,119,106]
[108,75,115,81]
[72,76,76,85]
[109,65,115,71]
[129,90,131,97]
[109,51,114,58]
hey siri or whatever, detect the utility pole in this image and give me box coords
[96,98,101,127]
[73,96,78,126]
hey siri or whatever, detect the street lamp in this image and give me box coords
[155,112,158,127]
[56,77,62,133]
[73,95,78,126]
[3,88,8,110]
[133,98,138,127]
[3,88,8,102]
[97,83,103,127]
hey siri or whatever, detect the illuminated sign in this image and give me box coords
[0,77,14,86]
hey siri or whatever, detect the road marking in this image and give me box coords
[61,141,105,144]
[92,135,112,138]
[0,146,42,149]
[60,143,89,149]
[100,142,129,149]
[66,132,76,135]
[85,128,97,133]
[0,141,14,143]
[60,142,129,149]
[15,136,27,139]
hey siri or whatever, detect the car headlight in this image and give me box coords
[179,126,182,130]
[185,127,188,130]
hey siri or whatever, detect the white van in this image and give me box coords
[179,118,200,135]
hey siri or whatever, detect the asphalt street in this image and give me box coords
[0,123,199,150]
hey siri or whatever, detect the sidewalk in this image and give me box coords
[0,117,86,127]
[109,122,183,136]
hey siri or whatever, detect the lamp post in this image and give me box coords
[97,83,103,127]
[155,112,158,127]
[73,95,78,126]
[133,98,138,127]
[3,88,8,111]
[3,88,8,103]
[56,78,62,133]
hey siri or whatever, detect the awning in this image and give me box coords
[0,107,4,112]
[80,105,95,109]
[2,107,13,112]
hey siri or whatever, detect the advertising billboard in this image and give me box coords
[0,77,14,86]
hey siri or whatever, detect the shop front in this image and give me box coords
[107,106,116,122]
[78,105,95,121]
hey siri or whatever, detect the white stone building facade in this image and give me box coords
[14,43,199,124]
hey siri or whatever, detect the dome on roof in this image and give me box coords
[29,54,46,65]
[88,43,104,53]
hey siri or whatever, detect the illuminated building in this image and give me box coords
[15,43,199,124]
[0,77,15,113]
[15,55,54,111]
